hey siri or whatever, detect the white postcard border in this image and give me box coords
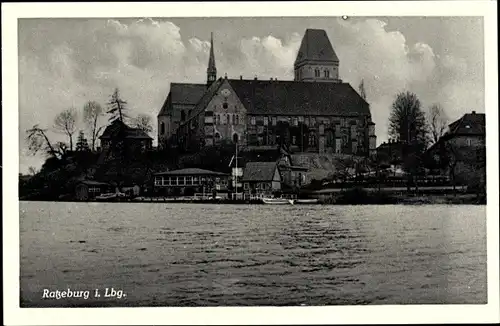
[3,1,499,325]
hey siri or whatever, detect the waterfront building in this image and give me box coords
[75,180,110,201]
[158,29,377,156]
[153,168,229,196]
[241,162,282,197]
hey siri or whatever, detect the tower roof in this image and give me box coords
[294,29,339,67]
[207,32,216,74]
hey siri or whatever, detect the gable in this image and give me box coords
[208,79,247,115]
[158,83,206,116]
[273,167,281,182]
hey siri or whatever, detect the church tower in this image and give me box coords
[294,29,340,83]
[207,32,217,87]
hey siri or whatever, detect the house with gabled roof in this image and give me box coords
[157,29,377,156]
[241,161,282,196]
[98,119,153,163]
[425,111,486,187]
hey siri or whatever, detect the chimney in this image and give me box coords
[472,110,476,114]
[254,76,258,80]
[224,73,228,79]
[240,75,243,80]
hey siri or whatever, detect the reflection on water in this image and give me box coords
[20,202,487,306]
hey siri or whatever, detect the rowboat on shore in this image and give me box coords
[294,199,319,204]
[262,198,294,205]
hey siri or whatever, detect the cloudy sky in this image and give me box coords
[18,16,484,173]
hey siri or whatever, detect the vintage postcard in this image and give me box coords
[2,1,499,325]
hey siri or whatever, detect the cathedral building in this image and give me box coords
[157,29,377,156]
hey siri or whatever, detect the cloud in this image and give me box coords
[18,17,484,173]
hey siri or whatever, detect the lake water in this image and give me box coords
[19,202,487,306]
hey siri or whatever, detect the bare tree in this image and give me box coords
[83,101,104,151]
[134,114,153,134]
[107,88,129,123]
[28,166,38,176]
[427,104,448,145]
[26,125,61,158]
[54,108,77,151]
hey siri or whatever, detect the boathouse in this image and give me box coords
[153,168,229,196]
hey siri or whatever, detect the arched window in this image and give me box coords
[233,133,239,143]
[160,122,165,135]
[181,110,186,122]
[188,110,192,118]
[235,115,239,125]
[324,70,330,78]
[315,68,320,77]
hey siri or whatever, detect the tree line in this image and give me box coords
[26,88,154,165]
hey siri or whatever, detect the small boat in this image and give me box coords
[95,193,117,201]
[295,199,319,204]
[262,198,294,205]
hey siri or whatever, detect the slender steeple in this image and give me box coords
[207,32,217,86]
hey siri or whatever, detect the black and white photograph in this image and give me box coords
[3,1,499,325]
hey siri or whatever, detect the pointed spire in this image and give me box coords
[207,32,217,86]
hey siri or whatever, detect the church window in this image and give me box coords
[160,122,165,135]
[308,132,317,147]
[188,110,192,118]
[324,70,330,78]
[315,68,320,77]
[264,117,269,126]
[251,116,256,125]
[272,117,277,126]
[235,114,239,125]
[181,110,186,122]
[326,129,334,147]
[233,133,239,143]
[223,102,228,109]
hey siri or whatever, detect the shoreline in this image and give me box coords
[19,193,486,205]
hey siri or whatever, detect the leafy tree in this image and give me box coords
[107,88,129,123]
[388,91,428,191]
[134,114,153,134]
[53,108,77,151]
[83,101,104,151]
[427,104,448,145]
